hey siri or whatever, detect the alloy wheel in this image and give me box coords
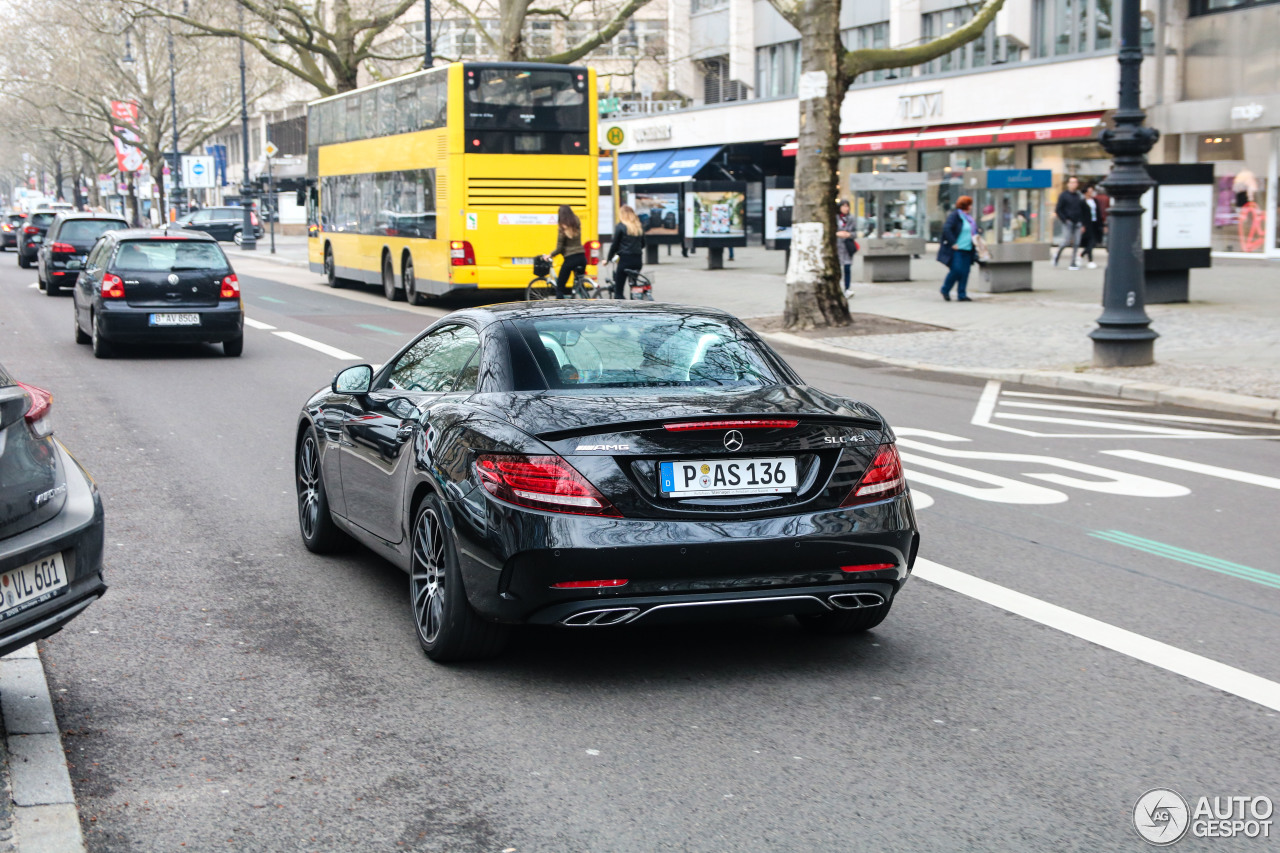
[411,506,447,645]
[297,435,321,541]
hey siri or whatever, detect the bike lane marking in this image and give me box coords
[1090,531,1280,591]
[1101,449,1280,490]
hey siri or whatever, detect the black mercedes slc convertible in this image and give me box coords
[295,302,919,661]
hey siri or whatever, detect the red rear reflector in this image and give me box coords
[475,454,620,517]
[23,225,38,235]
[450,240,475,266]
[841,444,905,506]
[101,272,126,299]
[840,563,896,573]
[551,579,628,589]
[15,382,52,438]
[664,419,799,431]
[220,274,240,298]
[585,240,600,266]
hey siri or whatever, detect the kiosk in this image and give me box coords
[684,180,748,269]
[1141,164,1213,304]
[960,169,1053,293]
[849,172,926,282]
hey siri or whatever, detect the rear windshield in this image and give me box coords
[510,314,778,390]
[30,213,56,226]
[59,220,127,242]
[112,240,229,272]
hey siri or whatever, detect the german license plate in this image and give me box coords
[0,552,67,620]
[659,457,797,497]
[512,257,535,266]
[150,313,201,326]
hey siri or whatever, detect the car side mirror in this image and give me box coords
[333,364,373,395]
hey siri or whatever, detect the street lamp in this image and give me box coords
[167,21,181,223]
[1090,0,1159,367]
[422,0,433,69]
[238,6,256,250]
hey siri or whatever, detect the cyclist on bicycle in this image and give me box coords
[542,205,586,300]
[606,204,646,299]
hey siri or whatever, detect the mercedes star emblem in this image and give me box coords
[167,273,180,285]
[723,430,743,452]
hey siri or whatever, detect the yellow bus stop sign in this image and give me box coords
[606,127,625,147]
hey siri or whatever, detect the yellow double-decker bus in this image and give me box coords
[305,62,599,303]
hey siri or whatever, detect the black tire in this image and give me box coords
[324,244,341,288]
[525,276,555,301]
[404,255,426,305]
[44,276,59,296]
[223,335,244,357]
[796,599,893,635]
[74,309,89,344]
[19,253,30,269]
[410,496,509,662]
[91,312,112,359]
[382,252,403,301]
[296,427,345,553]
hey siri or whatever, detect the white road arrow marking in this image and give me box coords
[1101,449,1280,491]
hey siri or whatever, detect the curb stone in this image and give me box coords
[759,331,1280,422]
[0,645,86,853]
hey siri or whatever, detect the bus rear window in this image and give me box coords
[465,67,587,132]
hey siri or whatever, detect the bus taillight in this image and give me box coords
[450,241,476,266]
[586,240,600,266]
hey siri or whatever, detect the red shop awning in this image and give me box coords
[994,112,1104,142]
[780,112,1105,156]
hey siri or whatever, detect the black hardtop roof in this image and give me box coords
[103,228,218,243]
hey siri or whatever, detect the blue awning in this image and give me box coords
[598,154,638,186]
[646,146,723,182]
[617,150,676,184]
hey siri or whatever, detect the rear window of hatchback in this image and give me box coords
[59,219,128,242]
[111,240,230,272]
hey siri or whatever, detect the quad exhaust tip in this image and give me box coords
[561,608,641,627]
[828,592,886,610]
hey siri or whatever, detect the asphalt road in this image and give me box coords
[2,253,1278,852]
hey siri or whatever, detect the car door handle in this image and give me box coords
[396,424,416,442]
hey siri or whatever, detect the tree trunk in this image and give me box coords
[126,172,139,227]
[783,0,849,331]
[53,160,65,202]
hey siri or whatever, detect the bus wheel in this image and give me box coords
[404,256,426,306]
[324,245,341,288]
[382,252,403,301]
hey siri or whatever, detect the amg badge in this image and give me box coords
[575,444,629,452]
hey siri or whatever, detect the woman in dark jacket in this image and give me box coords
[543,205,586,299]
[937,195,981,302]
[606,204,646,298]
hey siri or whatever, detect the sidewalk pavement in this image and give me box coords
[232,236,1280,419]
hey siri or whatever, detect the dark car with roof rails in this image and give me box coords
[37,213,129,296]
[295,301,920,662]
[0,363,107,657]
[72,229,245,358]
[16,210,59,269]
[172,206,264,245]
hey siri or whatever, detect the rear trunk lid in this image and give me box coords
[0,381,65,540]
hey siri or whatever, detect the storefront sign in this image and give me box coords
[847,172,927,191]
[987,169,1053,189]
[1230,103,1265,122]
[634,124,672,143]
[898,92,942,122]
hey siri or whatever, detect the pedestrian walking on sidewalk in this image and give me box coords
[606,204,646,298]
[542,205,586,299]
[937,195,979,302]
[836,199,858,295]
[1054,176,1085,270]
[1081,184,1101,269]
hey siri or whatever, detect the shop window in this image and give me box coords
[1030,141,1112,243]
[1196,133,1269,253]
[920,147,1015,241]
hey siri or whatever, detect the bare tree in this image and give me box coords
[766,0,1006,330]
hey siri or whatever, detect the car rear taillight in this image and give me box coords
[15,382,53,439]
[250,212,260,227]
[841,444,905,506]
[101,272,126,299]
[586,240,600,266]
[450,241,475,266]
[50,242,75,253]
[220,274,240,298]
[23,225,38,235]
[475,454,620,517]
[551,579,629,589]
[2,224,10,232]
[840,563,897,573]
[664,419,799,431]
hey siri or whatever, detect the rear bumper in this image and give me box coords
[97,300,244,344]
[0,442,107,657]
[452,491,918,625]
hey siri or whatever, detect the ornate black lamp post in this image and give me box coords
[238,6,256,251]
[1090,0,1159,367]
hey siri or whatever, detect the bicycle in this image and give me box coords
[526,257,607,301]
[618,267,654,301]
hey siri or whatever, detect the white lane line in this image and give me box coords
[914,558,1280,713]
[1000,400,1280,429]
[995,412,1234,437]
[1002,390,1146,405]
[1101,449,1280,490]
[272,331,361,361]
[243,317,276,330]
[970,380,1041,436]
